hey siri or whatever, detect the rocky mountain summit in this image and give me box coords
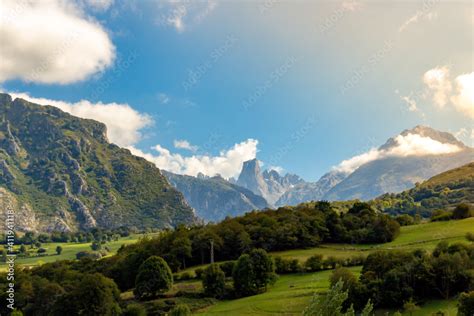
[236,158,304,206]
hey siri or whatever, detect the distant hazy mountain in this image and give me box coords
[236,158,304,205]
[275,170,347,207]
[0,94,197,232]
[324,126,474,201]
[163,170,269,222]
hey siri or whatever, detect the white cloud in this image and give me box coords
[451,72,474,119]
[128,139,258,179]
[399,9,438,32]
[0,0,115,84]
[158,93,170,104]
[155,1,217,32]
[388,134,462,157]
[174,139,198,152]
[401,95,418,112]
[334,133,463,173]
[423,66,452,107]
[334,148,382,173]
[8,92,152,147]
[423,67,474,118]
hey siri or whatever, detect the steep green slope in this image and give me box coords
[375,162,474,216]
[0,93,196,232]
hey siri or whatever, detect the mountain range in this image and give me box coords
[0,94,197,232]
[1,92,472,231]
[162,171,269,222]
[275,126,473,205]
[161,126,472,221]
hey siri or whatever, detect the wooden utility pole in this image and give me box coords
[210,239,214,264]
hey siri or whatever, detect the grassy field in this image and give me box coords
[193,266,459,315]
[0,233,155,271]
[174,218,474,278]
[195,267,362,315]
[271,217,474,262]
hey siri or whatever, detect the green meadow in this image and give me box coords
[0,233,155,271]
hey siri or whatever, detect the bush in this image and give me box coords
[453,203,472,220]
[194,268,204,279]
[37,247,47,254]
[169,304,191,316]
[395,214,415,226]
[179,272,193,281]
[219,261,235,277]
[466,232,474,242]
[305,254,323,272]
[431,210,453,222]
[122,303,147,316]
[346,255,365,267]
[75,251,102,260]
[458,291,474,316]
[329,268,357,291]
[202,264,225,298]
[134,256,173,299]
[275,257,302,274]
[55,245,63,255]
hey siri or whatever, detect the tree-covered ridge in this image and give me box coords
[77,201,399,292]
[374,162,474,217]
[0,93,196,232]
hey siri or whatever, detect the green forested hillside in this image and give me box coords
[0,94,196,232]
[374,162,474,216]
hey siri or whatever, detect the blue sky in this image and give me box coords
[1,0,473,181]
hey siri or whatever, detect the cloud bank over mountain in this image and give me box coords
[334,132,464,173]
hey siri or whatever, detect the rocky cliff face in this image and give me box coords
[163,171,269,222]
[0,93,197,232]
[236,159,304,206]
[275,170,347,207]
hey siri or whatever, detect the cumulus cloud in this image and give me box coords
[451,72,474,118]
[334,133,463,173]
[174,139,198,152]
[334,148,382,173]
[128,139,258,179]
[423,67,474,118]
[0,0,115,84]
[423,66,452,107]
[8,92,152,147]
